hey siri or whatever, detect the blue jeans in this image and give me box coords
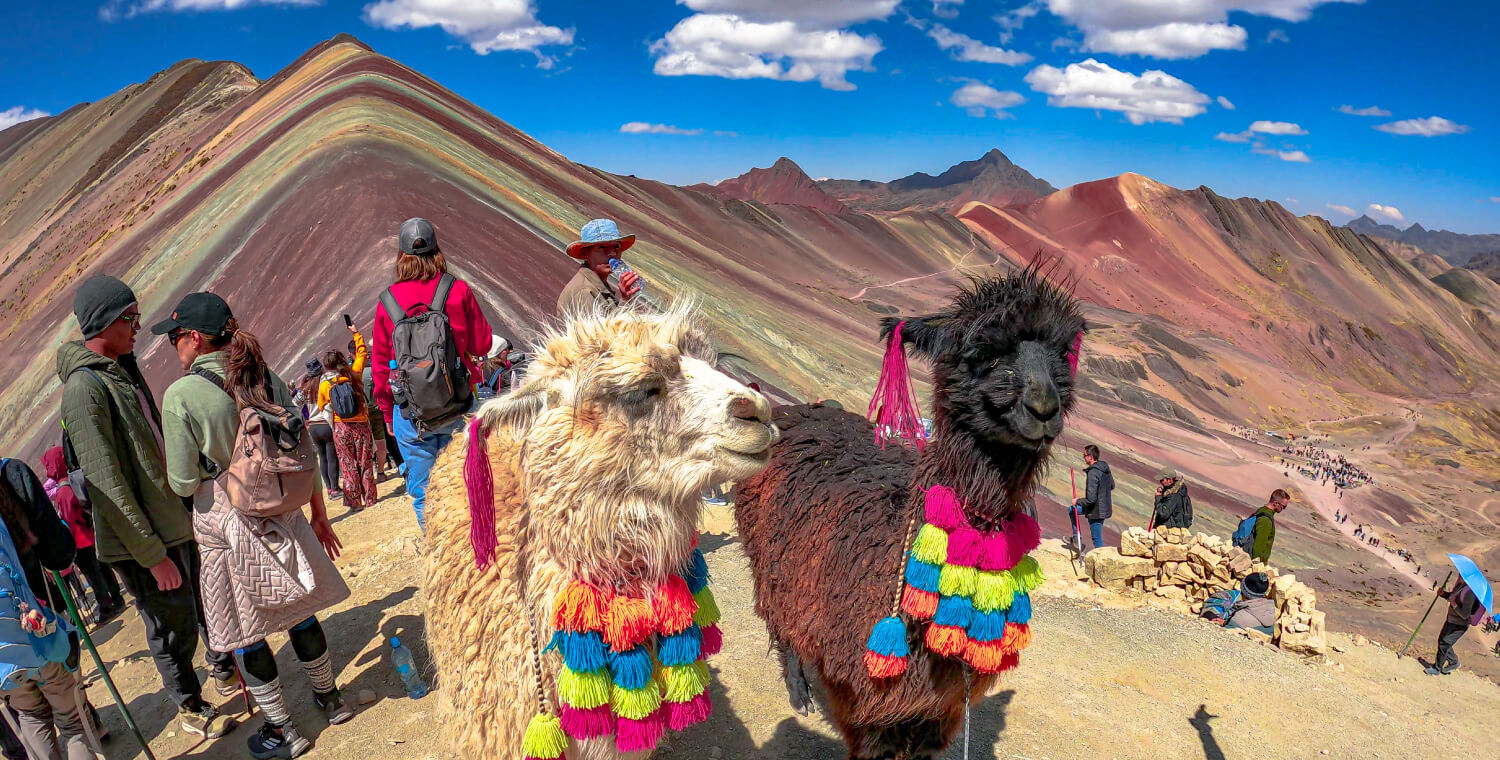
[1069,506,1106,549]
[393,411,465,530]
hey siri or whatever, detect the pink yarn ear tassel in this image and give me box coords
[1067,331,1083,377]
[868,321,927,450]
[464,415,498,569]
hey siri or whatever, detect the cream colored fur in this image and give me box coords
[423,304,775,759]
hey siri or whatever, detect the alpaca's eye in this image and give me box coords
[620,383,665,406]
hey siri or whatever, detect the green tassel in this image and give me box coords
[938,564,978,597]
[558,665,611,710]
[1012,556,1044,593]
[521,713,567,759]
[911,524,949,566]
[973,570,1016,613]
[692,587,721,627]
[611,683,663,721]
[661,661,711,702]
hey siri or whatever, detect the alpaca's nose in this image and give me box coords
[1022,380,1060,422]
[729,395,770,424]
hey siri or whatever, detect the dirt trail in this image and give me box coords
[78,487,1500,760]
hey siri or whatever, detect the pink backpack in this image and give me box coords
[223,406,318,517]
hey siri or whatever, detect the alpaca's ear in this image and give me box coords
[477,379,547,433]
[880,314,952,359]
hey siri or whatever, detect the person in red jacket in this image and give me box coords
[40,447,125,625]
[370,218,492,529]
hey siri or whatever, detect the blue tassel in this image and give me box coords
[1008,592,1032,625]
[659,624,703,667]
[864,616,908,658]
[967,609,1007,642]
[904,554,941,594]
[608,645,654,690]
[682,549,710,594]
[558,630,608,673]
[933,595,974,628]
[544,630,563,655]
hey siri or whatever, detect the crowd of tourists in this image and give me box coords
[1279,445,1373,491]
[0,215,643,759]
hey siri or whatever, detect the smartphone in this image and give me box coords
[343,314,353,327]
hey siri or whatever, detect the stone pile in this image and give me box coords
[1083,526,1327,656]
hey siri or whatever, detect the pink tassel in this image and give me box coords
[559,704,613,740]
[463,416,497,569]
[1067,331,1083,377]
[665,691,713,731]
[700,624,723,657]
[924,486,966,532]
[1006,513,1042,557]
[977,531,1017,572]
[615,710,665,753]
[867,321,926,450]
[947,526,983,567]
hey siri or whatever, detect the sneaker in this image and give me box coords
[179,703,236,739]
[248,721,311,760]
[314,689,355,725]
[328,489,344,501]
[1424,666,1441,676]
[212,670,239,698]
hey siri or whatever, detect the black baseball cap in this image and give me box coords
[151,292,234,337]
[398,217,439,256]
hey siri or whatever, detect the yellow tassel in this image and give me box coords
[972,570,1016,613]
[661,661,711,703]
[938,564,978,598]
[911,524,949,566]
[692,587,721,627]
[557,666,610,710]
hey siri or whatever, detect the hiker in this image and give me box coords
[317,335,377,511]
[296,359,341,501]
[0,457,93,760]
[557,218,643,315]
[1247,489,1290,563]
[371,218,493,529]
[154,293,355,757]
[1070,444,1114,549]
[39,446,126,626]
[475,336,516,400]
[1223,572,1276,635]
[1152,469,1193,529]
[56,276,237,738]
[1427,577,1486,675]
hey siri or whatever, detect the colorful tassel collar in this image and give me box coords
[522,544,723,759]
[865,485,1043,679]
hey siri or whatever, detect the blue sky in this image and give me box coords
[2,0,1497,233]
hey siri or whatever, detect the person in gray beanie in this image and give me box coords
[57,275,238,739]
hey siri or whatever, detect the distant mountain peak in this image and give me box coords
[815,148,1055,214]
[709,157,849,214]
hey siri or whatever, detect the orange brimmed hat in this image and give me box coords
[566,218,636,259]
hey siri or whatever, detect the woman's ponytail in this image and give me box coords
[221,321,282,415]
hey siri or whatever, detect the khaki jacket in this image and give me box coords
[556,265,617,317]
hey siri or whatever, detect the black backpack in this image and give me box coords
[380,273,471,432]
[328,380,362,419]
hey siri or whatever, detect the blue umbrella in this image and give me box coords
[1447,553,1494,614]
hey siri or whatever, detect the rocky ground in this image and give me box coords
[81,483,1500,760]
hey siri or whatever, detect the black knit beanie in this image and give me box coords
[73,275,138,339]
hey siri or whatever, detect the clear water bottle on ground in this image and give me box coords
[607,258,645,300]
[390,636,428,698]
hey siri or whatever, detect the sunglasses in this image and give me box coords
[167,329,188,346]
[118,313,141,328]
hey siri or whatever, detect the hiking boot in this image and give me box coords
[212,670,239,698]
[314,689,355,725]
[179,702,236,739]
[248,721,311,759]
[1424,666,1441,676]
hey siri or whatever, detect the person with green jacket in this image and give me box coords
[1249,489,1290,563]
[55,275,236,739]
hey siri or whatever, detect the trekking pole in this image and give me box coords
[49,570,158,760]
[1399,571,1453,660]
[1067,469,1084,573]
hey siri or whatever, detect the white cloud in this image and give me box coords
[1367,203,1404,222]
[995,1,1043,43]
[620,122,705,135]
[1043,0,1359,59]
[1084,22,1247,59]
[101,0,314,20]
[928,24,1031,65]
[951,82,1025,118]
[1326,203,1358,216]
[1250,143,1310,162]
[652,3,894,90]
[0,106,49,130]
[1217,95,1235,110]
[1249,120,1307,135]
[1266,28,1290,43]
[1215,130,1252,143]
[1375,116,1470,137]
[932,0,962,19]
[1024,58,1209,125]
[1337,104,1390,117]
[362,0,572,64]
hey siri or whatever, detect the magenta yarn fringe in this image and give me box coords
[700,624,723,657]
[947,526,983,567]
[924,486,966,531]
[1067,331,1083,376]
[665,692,713,731]
[868,321,927,450]
[463,416,497,569]
[560,703,613,740]
[615,710,666,753]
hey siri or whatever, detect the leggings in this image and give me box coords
[309,422,340,492]
[233,617,332,689]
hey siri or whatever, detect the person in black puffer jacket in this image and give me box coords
[1153,468,1193,529]
[1070,444,1114,549]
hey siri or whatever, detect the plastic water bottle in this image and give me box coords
[607,258,645,300]
[390,637,428,698]
[387,360,406,407]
